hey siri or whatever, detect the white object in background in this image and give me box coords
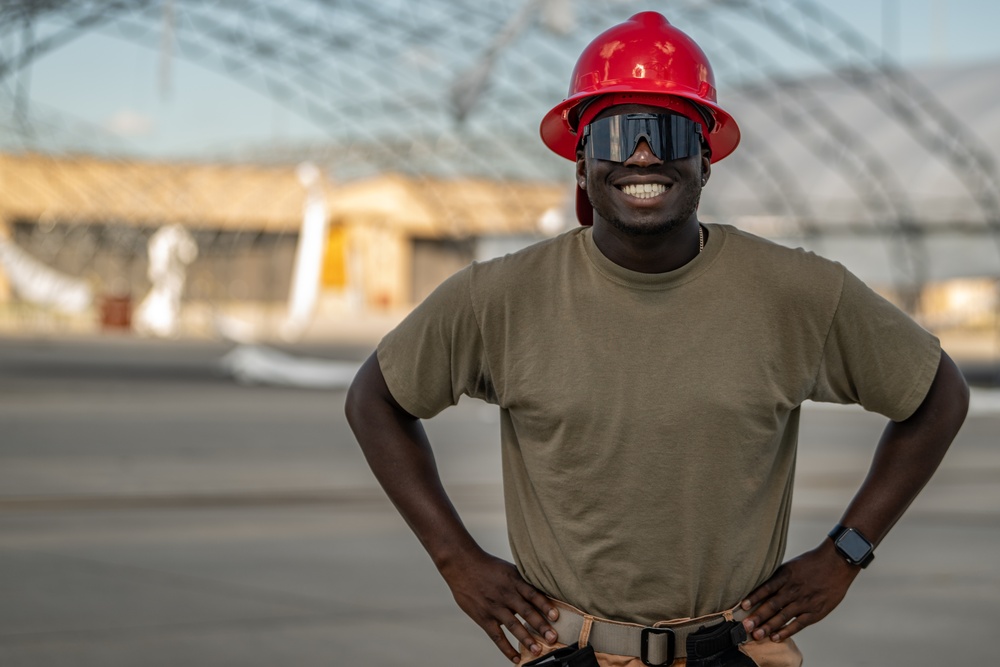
[220,344,360,389]
[213,312,259,344]
[537,206,565,236]
[282,162,329,341]
[134,224,198,337]
[0,238,92,313]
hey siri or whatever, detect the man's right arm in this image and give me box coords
[345,352,559,663]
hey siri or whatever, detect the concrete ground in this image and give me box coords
[1,336,998,666]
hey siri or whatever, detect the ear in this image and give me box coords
[576,150,587,190]
[700,149,712,187]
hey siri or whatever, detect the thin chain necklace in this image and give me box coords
[698,224,704,253]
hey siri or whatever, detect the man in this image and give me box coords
[346,12,969,667]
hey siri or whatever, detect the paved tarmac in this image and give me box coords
[1,336,998,666]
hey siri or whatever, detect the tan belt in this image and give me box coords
[548,599,750,666]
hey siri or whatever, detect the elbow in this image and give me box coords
[344,354,375,432]
[936,350,970,430]
[946,351,970,419]
[956,372,971,424]
[345,371,377,434]
[344,376,361,430]
[344,351,410,433]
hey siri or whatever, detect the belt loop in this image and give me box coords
[579,615,595,648]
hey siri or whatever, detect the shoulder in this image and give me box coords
[711,224,846,298]
[714,224,843,273]
[469,228,586,294]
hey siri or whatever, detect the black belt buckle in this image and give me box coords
[640,627,675,667]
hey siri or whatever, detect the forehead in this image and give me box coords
[592,103,687,122]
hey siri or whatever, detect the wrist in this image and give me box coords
[432,540,488,579]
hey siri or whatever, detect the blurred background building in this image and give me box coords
[1,0,999,358]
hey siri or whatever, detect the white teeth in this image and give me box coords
[621,183,666,199]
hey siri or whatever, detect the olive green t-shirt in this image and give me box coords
[377,223,940,624]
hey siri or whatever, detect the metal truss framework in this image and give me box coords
[2,0,999,300]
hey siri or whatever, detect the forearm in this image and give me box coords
[838,350,969,545]
[743,350,969,642]
[345,353,560,662]
[345,353,482,571]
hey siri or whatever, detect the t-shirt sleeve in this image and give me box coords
[376,264,495,419]
[810,269,941,421]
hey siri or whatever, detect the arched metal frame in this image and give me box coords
[676,2,927,295]
[2,0,999,304]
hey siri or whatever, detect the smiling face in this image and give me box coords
[577,104,711,237]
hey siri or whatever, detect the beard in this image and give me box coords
[594,186,702,236]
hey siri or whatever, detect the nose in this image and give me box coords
[623,138,662,167]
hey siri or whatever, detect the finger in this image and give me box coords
[754,594,815,639]
[744,592,790,638]
[751,590,809,640]
[517,603,557,643]
[517,584,559,642]
[742,573,782,608]
[484,620,522,664]
[769,614,813,642]
[750,603,790,641]
[499,610,543,659]
[521,581,560,622]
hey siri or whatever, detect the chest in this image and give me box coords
[492,286,813,456]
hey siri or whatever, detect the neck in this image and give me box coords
[591,218,704,273]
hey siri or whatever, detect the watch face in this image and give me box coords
[836,529,872,563]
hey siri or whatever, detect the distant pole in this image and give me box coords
[159,0,174,100]
[931,0,948,64]
[881,0,899,66]
[14,17,33,131]
[282,162,329,340]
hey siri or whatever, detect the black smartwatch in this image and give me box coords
[828,524,875,568]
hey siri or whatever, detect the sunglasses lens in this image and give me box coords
[585,114,702,162]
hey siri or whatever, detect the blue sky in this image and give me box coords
[13,0,1000,159]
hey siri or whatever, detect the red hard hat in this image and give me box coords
[540,11,740,164]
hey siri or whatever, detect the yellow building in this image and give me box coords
[0,153,566,317]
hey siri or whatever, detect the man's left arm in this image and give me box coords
[741,350,969,642]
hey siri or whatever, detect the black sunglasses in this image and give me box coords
[582,113,703,163]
